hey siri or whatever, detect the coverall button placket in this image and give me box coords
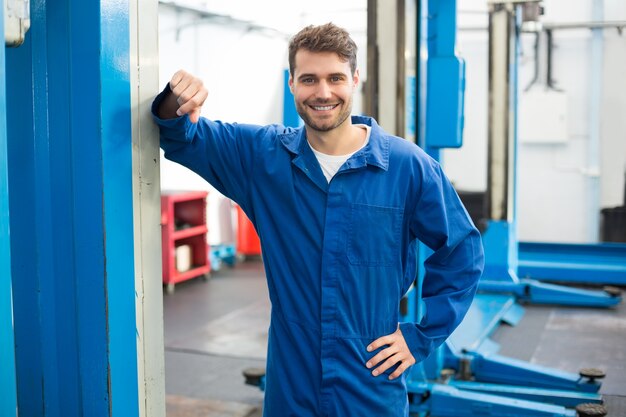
[319,177,344,415]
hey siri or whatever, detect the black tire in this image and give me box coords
[243,367,266,386]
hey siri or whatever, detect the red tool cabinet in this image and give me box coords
[161,191,210,293]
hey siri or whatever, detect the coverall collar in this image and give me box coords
[278,115,390,172]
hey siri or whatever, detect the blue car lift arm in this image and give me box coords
[518,241,626,286]
[409,381,578,417]
[481,224,621,308]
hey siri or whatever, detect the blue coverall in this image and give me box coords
[153,87,484,417]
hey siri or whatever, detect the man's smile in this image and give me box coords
[308,103,340,112]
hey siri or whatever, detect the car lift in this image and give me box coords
[403,1,617,416]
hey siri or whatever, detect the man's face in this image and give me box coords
[289,50,359,133]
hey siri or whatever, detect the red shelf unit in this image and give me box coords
[161,191,210,292]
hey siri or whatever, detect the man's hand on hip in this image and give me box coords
[366,326,416,380]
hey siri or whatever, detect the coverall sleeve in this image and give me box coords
[152,84,269,211]
[399,160,485,362]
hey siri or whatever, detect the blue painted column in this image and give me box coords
[6,0,138,415]
[0,1,18,415]
[422,0,466,160]
[283,69,303,128]
[416,0,466,319]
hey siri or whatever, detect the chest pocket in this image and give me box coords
[347,203,404,267]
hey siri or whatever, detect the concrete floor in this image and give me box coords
[164,261,267,417]
[163,259,626,417]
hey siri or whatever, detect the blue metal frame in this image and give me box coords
[100,2,140,413]
[447,381,601,408]
[6,0,139,415]
[0,1,18,414]
[453,352,601,394]
[519,241,626,286]
[283,69,303,128]
[408,382,578,417]
[424,0,465,149]
[8,6,63,413]
[480,223,620,307]
[444,295,524,356]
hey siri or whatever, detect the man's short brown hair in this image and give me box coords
[288,23,357,77]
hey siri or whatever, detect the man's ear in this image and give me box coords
[353,68,360,88]
[288,76,295,94]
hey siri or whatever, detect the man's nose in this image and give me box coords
[315,81,332,99]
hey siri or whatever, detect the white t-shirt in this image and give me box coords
[308,124,371,183]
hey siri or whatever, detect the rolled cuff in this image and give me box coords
[151,83,197,142]
[399,322,438,363]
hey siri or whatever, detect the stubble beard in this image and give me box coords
[296,98,353,133]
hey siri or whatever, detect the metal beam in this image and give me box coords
[458,20,626,32]
[0,0,18,414]
[518,242,626,285]
[486,2,517,222]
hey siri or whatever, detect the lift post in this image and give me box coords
[480,0,620,309]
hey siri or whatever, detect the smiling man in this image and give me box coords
[153,23,484,417]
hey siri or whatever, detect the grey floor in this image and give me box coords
[163,259,626,417]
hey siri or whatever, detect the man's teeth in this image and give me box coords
[313,105,336,111]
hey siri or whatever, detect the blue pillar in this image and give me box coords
[0,1,18,415]
[283,69,303,128]
[422,0,466,160]
[6,0,138,415]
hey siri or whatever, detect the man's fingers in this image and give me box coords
[158,69,206,120]
[365,345,397,369]
[189,108,201,124]
[366,326,417,379]
[167,70,208,121]
[370,354,400,377]
[176,88,208,117]
[170,69,187,89]
[388,359,414,380]
[175,79,202,104]
[367,334,393,352]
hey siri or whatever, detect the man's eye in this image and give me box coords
[331,77,341,82]
[302,78,314,84]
